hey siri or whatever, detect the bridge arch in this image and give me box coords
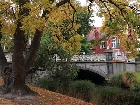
[75,69,106,85]
[75,63,108,78]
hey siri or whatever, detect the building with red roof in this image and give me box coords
[87,27,126,61]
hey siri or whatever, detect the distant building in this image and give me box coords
[87,27,126,61]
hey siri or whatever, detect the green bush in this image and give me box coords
[130,82,140,91]
[69,80,96,102]
[37,77,59,92]
[134,72,140,82]
[108,72,137,88]
[122,91,140,105]
[96,86,140,105]
[97,86,124,105]
[108,74,123,87]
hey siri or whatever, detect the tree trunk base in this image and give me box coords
[11,85,38,96]
[0,84,38,96]
[0,66,38,96]
[0,85,11,94]
[0,85,40,104]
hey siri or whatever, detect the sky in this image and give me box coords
[76,0,103,27]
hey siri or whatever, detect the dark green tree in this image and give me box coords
[76,7,94,54]
[32,33,79,93]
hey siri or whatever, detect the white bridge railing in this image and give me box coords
[5,52,135,63]
[55,54,134,62]
[71,54,106,61]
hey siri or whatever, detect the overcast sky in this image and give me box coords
[76,0,103,27]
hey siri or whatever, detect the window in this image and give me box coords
[112,37,116,48]
[100,41,105,49]
[112,37,120,48]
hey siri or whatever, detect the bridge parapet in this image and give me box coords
[71,54,106,61]
[4,52,134,63]
[55,54,133,62]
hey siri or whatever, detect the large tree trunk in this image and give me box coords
[9,0,35,95]
[0,22,36,95]
[11,22,26,91]
[0,21,30,95]
[0,0,35,95]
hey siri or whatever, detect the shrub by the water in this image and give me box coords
[122,91,140,105]
[108,74,123,87]
[69,80,96,102]
[97,86,124,105]
[130,82,140,91]
[37,77,59,92]
[108,72,137,88]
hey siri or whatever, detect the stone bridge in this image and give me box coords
[72,61,139,79]
[55,50,137,79]
[4,49,139,83]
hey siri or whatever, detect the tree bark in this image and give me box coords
[24,30,43,72]
[9,0,30,94]
[12,22,26,91]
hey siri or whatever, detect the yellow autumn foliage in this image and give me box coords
[98,0,140,58]
[0,0,139,57]
[45,2,84,54]
[62,34,82,55]
[0,0,84,55]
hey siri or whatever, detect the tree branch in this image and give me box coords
[103,2,113,21]
[56,0,70,7]
[24,0,72,73]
